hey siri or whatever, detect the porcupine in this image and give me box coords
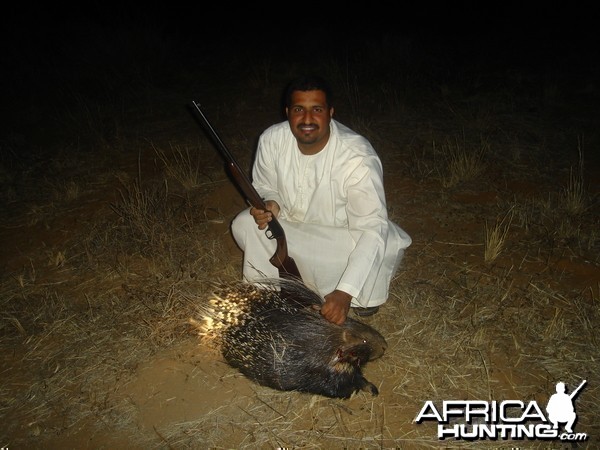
[190,278,387,399]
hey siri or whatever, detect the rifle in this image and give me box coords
[190,101,302,281]
[569,380,586,400]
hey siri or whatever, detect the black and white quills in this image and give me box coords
[190,278,387,399]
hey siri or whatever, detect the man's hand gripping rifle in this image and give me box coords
[191,101,302,282]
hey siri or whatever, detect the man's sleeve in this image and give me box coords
[336,155,389,299]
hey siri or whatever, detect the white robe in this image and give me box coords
[231,119,411,307]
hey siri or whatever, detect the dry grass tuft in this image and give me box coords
[111,176,174,251]
[560,138,587,216]
[439,136,487,188]
[484,207,515,263]
[153,141,213,190]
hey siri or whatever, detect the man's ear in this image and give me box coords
[330,107,335,118]
[285,107,289,118]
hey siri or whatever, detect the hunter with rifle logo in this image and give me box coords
[193,75,411,325]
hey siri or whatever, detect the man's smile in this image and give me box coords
[299,124,318,132]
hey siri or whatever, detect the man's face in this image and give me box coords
[286,89,334,155]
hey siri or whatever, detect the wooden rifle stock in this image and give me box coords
[190,101,302,281]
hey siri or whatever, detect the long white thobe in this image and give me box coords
[231,119,411,307]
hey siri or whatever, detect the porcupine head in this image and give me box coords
[340,318,388,362]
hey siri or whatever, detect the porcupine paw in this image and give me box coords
[361,380,379,396]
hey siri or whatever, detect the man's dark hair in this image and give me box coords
[284,75,334,108]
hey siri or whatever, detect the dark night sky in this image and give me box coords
[4,3,597,61]
[2,3,597,111]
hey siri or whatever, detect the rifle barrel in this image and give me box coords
[190,101,303,281]
[192,102,237,165]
